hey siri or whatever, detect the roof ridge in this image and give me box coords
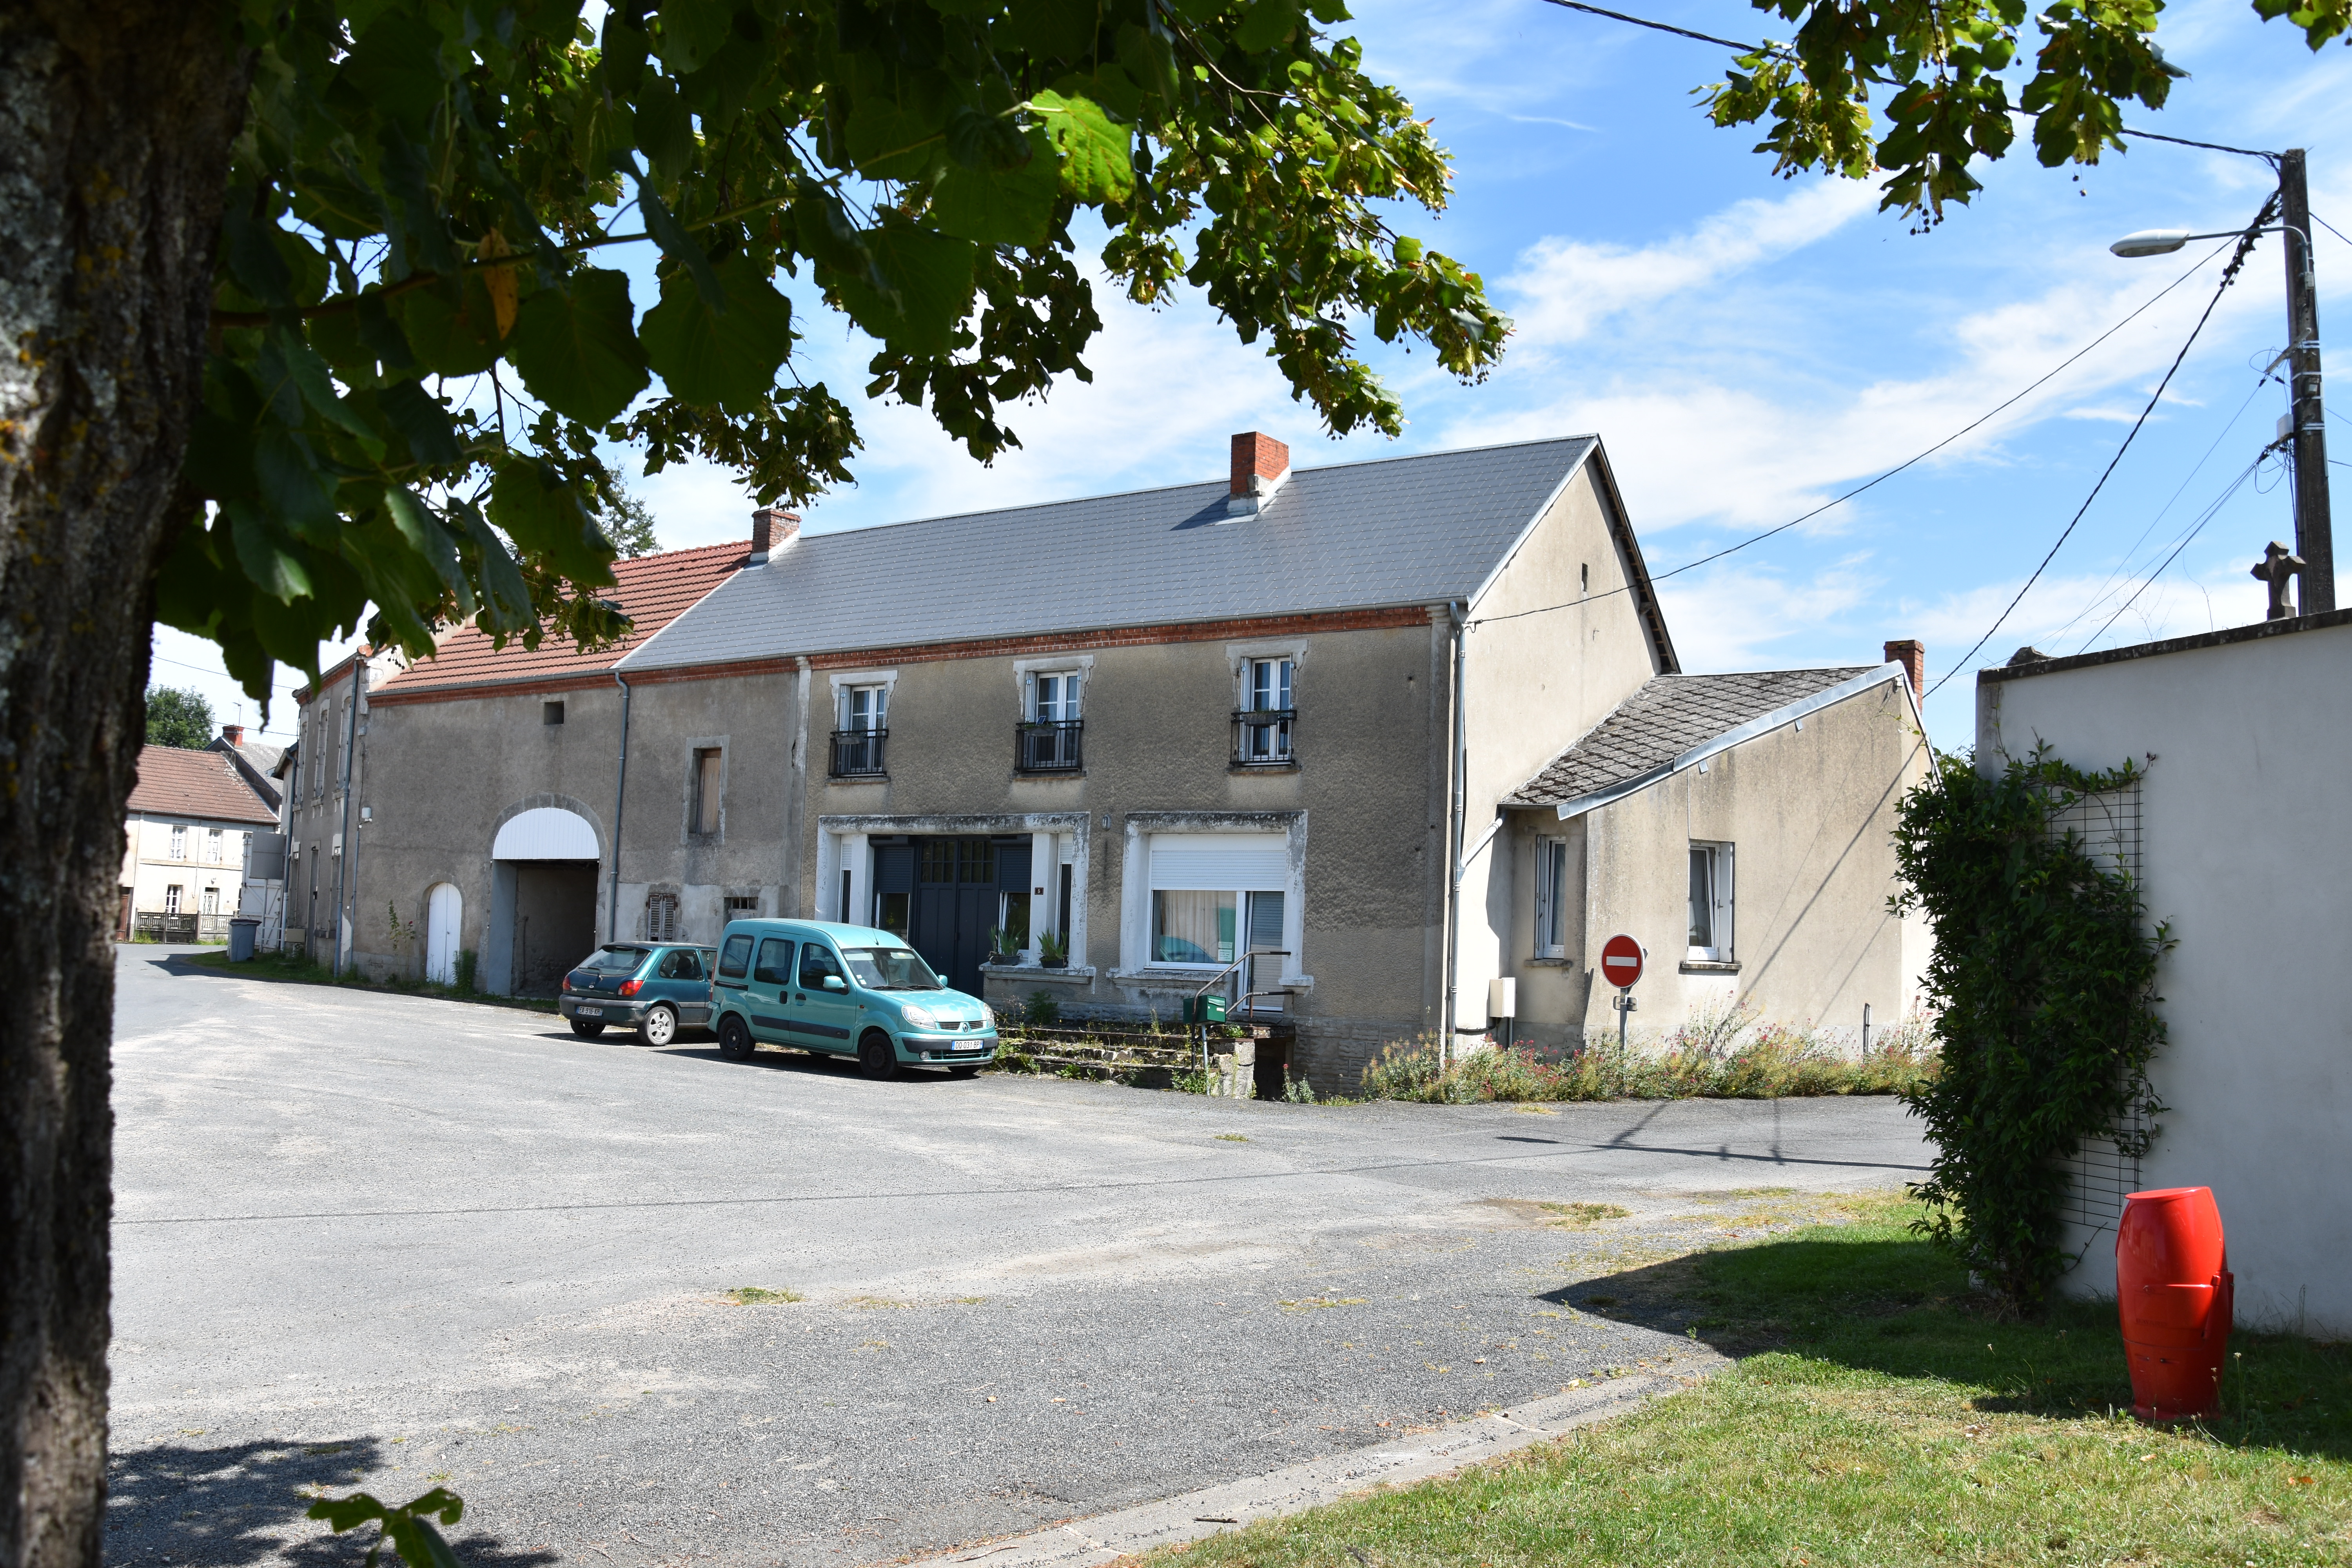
[784,434,1599,543]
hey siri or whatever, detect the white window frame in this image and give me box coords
[164,884,183,914]
[1688,840,1735,962]
[206,827,223,863]
[1533,836,1570,959]
[1012,655,1093,720]
[1116,815,1309,992]
[169,824,186,861]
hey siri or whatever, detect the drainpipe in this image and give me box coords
[1441,601,1468,1069]
[330,654,365,976]
[608,670,633,941]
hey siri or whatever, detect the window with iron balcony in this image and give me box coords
[830,683,889,778]
[1230,657,1296,768]
[1016,670,1083,773]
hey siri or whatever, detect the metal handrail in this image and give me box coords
[1189,946,1290,1076]
[1015,718,1084,772]
[829,727,888,777]
[1230,707,1297,766]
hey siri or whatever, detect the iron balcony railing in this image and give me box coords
[829,727,889,778]
[1231,708,1297,767]
[1016,719,1084,773]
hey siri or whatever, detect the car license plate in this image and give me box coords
[952,1040,982,1051]
[577,1006,603,1016]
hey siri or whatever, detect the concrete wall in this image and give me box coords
[1500,673,1929,1050]
[348,666,798,991]
[1978,616,2352,1338]
[793,618,1452,1093]
[1453,459,1671,1041]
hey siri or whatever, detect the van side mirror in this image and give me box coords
[823,975,847,992]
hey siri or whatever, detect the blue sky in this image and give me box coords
[156,0,2352,749]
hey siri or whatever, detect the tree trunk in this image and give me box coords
[0,4,247,1563]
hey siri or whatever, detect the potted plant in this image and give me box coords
[987,925,1021,965]
[1039,930,1069,969]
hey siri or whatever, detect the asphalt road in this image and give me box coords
[104,946,1931,1567]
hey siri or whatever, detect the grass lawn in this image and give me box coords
[1136,1197,2351,1567]
[178,947,560,1014]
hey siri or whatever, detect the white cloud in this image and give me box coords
[1501,181,1878,350]
[1652,557,1885,671]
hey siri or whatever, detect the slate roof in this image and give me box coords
[375,539,749,699]
[1505,668,1880,808]
[622,437,1610,671]
[127,746,281,826]
[206,736,285,809]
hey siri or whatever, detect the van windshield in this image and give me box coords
[579,945,650,973]
[842,947,944,991]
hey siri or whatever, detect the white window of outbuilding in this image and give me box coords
[1534,837,1570,959]
[1688,842,1735,961]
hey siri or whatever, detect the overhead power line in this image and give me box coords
[2076,453,2265,650]
[1922,197,2278,699]
[1466,238,2233,632]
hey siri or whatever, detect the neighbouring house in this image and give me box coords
[279,643,412,960]
[205,723,290,938]
[1491,655,1932,1051]
[1976,608,2352,1339]
[330,431,1929,1093]
[119,745,282,942]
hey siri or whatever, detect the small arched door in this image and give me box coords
[425,882,463,984]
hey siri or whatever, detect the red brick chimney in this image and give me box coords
[750,505,800,565]
[1884,639,1924,697]
[1227,431,1292,517]
[221,724,244,747]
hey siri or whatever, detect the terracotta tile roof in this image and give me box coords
[374,541,747,699]
[127,747,282,826]
[1505,668,1879,808]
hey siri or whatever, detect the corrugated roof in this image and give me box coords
[1506,668,1877,807]
[376,540,748,697]
[622,437,1602,671]
[127,747,281,826]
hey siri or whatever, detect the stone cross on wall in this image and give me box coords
[2251,541,2306,621]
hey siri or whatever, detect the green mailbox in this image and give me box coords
[1183,995,1228,1025]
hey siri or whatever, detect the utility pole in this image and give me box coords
[2280,149,2334,614]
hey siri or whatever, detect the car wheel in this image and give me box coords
[718,1014,754,1061]
[570,1019,606,1038]
[858,1029,901,1081]
[638,1004,679,1048]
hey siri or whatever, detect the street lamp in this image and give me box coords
[2110,149,2332,615]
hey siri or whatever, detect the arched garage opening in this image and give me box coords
[484,806,601,995]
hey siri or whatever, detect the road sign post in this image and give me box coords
[1600,934,1644,1096]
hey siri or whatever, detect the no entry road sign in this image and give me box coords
[1600,934,1644,989]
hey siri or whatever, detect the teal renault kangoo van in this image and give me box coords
[710,919,998,1079]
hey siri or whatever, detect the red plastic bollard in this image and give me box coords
[2114,1186,2234,1422]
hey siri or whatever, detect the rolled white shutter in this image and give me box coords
[1148,833,1286,891]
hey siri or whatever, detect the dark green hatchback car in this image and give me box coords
[559,944,717,1046]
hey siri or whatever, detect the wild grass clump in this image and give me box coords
[1360,1011,1938,1104]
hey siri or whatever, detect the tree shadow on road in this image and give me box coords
[107,1437,558,1566]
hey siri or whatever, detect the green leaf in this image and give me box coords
[252,427,339,536]
[1007,0,1104,60]
[490,457,613,585]
[183,405,257,501]
[384,486,475,612]
[1233,0,1300,52]
[1030,91,1133,204]
[932,130,1060,245]
[634,76,697,183]
[376,380,461,467]
[1049,64,1143,123]
[507,269,650,426]
[226,501,316,604]
[635,181,726,310]
[828,229,977,357]
[394,277,503,377]
[598,11,650,94]
[339,14,450,133]
[653,0,734,72]
[271,326,380,445]
[845,87,951,180]
[641,256,795,414]
[449,499,537,634]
